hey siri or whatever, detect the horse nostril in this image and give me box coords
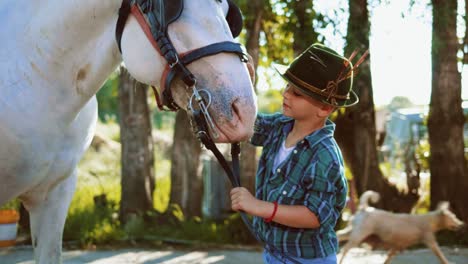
[232,99,241,119]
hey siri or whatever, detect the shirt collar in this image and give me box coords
[304,119,335,147]
[280,117,335,147]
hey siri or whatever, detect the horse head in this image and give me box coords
[119,0,257,143]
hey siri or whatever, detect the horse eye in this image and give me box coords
[215,0,223,3]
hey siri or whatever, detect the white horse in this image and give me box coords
[0,0,256,263]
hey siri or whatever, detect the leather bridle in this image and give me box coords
[114,1,300,262]
[115,0,247,111]
[115,0,254,230]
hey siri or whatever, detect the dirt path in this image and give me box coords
[1,245,467,263]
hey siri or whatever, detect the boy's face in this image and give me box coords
[282,84,334,120]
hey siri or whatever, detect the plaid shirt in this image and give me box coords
[251,113,348,259]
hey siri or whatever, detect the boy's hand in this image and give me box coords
[230,187,259,215]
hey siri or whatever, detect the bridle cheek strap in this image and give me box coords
[151,86,165,109]
[131,4,163,56]
[130,3,170,110]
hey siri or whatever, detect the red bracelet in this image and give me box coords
[264,201,278,223]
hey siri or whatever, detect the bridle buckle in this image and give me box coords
[168,54,179,68]
[189,87,219,139]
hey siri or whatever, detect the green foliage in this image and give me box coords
[415,139,431,171]
[96,72,119,122]
[222,213,258,244]
[0,199,20,210]
[237,0,328,67]
[153,158,171,213]
[164,204,186,222]
[258,89,283,113]
[388,96,414,112]
[64,196,123,245]
[142,212,256,245]
[152,111,177,131]
[67,139,122,245]
[123,214,147,240]
[95,119,121,142]
[96,69,176,131]
[67,120,122,244]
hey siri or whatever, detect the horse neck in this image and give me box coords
[24,0,122,121]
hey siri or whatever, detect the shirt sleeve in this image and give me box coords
[303,159,347,229]
[250,112,282,146]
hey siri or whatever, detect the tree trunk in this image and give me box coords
[240,0,264,193]
[18,203,30,233]
[118,67,155,224]
[169,111,203,218]
[245,0,263,72]
[292,0,317,55]
[429,0,468,222]
[334,0,419,212]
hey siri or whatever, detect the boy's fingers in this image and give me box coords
[230,187,241,196]
[231,200,241,211]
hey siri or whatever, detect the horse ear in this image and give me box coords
[226,0,243,38]
[163,0,184,26]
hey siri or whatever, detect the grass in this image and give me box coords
[65,128,123,245]
[153,158,171,213]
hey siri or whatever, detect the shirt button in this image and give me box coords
[301,140,304,144]
[277,168,281,173]
[282,191,287,195]
[293,150,298,154]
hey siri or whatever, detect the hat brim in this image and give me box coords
[273,63,359,108]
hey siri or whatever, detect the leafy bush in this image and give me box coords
[0,199,20,210]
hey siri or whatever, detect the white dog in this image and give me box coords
[337,190,464,264]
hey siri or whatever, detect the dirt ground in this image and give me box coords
[1,245,467,263]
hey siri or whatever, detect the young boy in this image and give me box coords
[230,43,363,263]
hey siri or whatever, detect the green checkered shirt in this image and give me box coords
[251,113,348,259]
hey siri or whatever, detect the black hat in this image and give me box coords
[274,43,362,107]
